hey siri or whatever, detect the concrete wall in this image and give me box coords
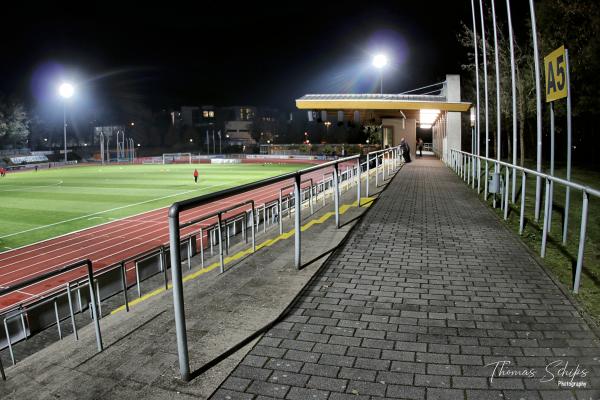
[445,74,462,162]
[382,118,417,159]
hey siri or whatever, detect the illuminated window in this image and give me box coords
[240,108,254,121]
[203,111,209,118]
[209,111,214,118]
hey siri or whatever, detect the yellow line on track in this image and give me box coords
[111,197,373,314]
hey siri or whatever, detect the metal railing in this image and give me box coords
[167,146,402,381]
[449,148,600,294]
[0,146,402,381]
[0,259,103,377]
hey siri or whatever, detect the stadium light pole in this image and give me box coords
[58,83,75,163]
[372,54,388,94]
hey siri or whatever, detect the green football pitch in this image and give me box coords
[0,163,304,251]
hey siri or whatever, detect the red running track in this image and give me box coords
[0,165,352,312]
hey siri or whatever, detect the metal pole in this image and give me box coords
[168,211,190,381]
[278,192,283,235]
[504,167,509,220]
[66,282,78,339]
[100,132,104,166]
[54,300,62,340]
[294,174,302,268]
[357,158,361,207]
[63,102,68,163]
[541,178,551,257]
[471,0,481,194]
[563,49,572,245]
[333,163,340,228]
[519,172,526,234]
[491,0,501,206]
[199,228,204,268]
[366,153,370,197]
[506,0,517,204]
[217,214,224,273]
[120,263,129,312]
[251,204,256,253]
[549,102,555,233]
[375,153,379,188]
[106,136,110,164]
[479,0,490,201]
[573,192,589,294]
[530,0,543,221]
[86,263,103,352]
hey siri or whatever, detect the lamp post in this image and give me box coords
[372,54,388,95]
[58,83,74,163]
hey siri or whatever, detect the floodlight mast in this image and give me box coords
[58,83,74,163]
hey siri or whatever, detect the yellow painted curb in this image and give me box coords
[111,197,373,314]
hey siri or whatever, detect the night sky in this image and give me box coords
[0,1,529,115]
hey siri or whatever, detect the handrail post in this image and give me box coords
[294,174,302,268]
[519,172,526,235]
[66,282,78,339]
[86,260,103,352]
[168,207,190,382]
[217,213,224,272]
[366,153,370,197]
[573,192,589,294]
[356,157,361,207]
[120,262,129,312]
[504,167,510,220]
[278,191,283,234]
[333,163,340,228]
[251,202,256,253]
[161,247,168,290]
[541,178,551,257]
[375,152,379,188]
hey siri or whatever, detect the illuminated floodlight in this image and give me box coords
[58,83,74,99]
[372,54,388,69]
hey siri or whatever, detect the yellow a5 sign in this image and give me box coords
[544,46,568,103]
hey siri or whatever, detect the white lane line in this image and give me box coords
[0,168,330,285]
[0,182,292,283]
[0,180,64,193]
[0,183,231,263]
[0,184,225,240]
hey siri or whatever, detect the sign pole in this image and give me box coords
[544,45,568,236]
[548,102,555,233]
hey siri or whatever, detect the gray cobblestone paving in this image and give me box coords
[213,158,600,400]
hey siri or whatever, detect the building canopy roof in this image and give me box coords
[296,93,471,113]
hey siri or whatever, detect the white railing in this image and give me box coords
[449,148,600,294]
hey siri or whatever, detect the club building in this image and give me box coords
[295,74,471,161]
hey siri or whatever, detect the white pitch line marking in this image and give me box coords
[0,180,64,193]
[0,184,226,240]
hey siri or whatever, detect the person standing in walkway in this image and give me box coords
[193,168,199,184]
[400,138,411,163]
[417,138,424,158]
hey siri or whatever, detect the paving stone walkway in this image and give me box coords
[213,157,600,400]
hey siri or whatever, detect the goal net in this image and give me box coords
[162,153,192,164]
